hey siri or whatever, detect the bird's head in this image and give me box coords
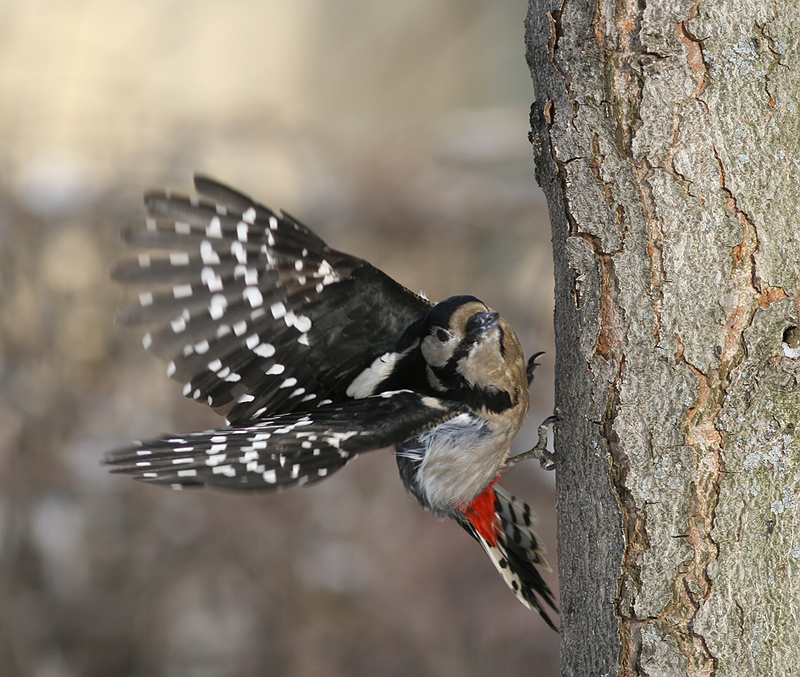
[419,296,527,415]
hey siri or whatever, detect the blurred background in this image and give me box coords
[0,1,557,675]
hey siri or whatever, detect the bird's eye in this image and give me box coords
[436,329,450,343]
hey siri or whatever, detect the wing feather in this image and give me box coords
[113,175,432,423]
[105,391,463,490]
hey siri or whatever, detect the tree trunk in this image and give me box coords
[525,1,800,674]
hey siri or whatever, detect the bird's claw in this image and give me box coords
[504,415,560,470]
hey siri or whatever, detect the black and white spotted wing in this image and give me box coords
[113,175,432,425]
[105,390,464,489]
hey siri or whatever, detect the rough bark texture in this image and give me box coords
[526,1,800,675]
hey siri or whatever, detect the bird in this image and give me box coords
[106,174,559,629]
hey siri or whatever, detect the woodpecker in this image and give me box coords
[106,175,558,629]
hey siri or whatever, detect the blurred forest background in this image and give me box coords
[0,1,557,675]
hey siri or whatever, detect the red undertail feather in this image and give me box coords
[460,477,502,546]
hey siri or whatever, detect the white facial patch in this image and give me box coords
[420,331,457,368]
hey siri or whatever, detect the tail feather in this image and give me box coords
[457,484,558,630]
[494,485,551,571]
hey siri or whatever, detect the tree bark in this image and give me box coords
[526,1,800,675]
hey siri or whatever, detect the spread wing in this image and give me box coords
[104,391,463,490]
[113,175,432,424]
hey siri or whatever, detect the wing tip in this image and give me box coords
[193,174,258,211]
[192,173,220,195]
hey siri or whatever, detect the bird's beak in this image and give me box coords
[466,311,500,338]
